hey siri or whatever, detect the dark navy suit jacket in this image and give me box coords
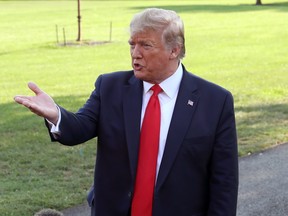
[49,65,238,216]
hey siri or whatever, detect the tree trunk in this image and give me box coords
[76,0,81,41]
[256,0,262,5]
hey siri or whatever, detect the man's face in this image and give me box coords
[128,29,176,84]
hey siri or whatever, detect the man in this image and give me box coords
[14,8,238,216]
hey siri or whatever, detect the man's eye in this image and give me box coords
[143,44,152,49]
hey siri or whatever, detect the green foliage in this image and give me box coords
[0,0,287,215]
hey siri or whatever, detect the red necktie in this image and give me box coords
[131,84,162,216]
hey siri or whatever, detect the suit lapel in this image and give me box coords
[156,69,199,190]
[123,75,143,184]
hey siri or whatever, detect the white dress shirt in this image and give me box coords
[141,64,183,178]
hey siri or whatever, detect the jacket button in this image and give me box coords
[128,192,132,198]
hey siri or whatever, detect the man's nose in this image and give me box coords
[131,45,142,58]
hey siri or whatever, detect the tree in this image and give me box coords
[256,0,262,5]
[76,0,81,41]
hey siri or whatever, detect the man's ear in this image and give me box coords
[169,45,181,60]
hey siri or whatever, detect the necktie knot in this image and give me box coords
[151,84,162,96]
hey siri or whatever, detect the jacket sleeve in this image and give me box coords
[45,75,103,145]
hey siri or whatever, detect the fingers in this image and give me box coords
[14,96,42,116]
[28,82,43,95]
[14,96,33,108]
[14,95,30,105]
[14,82,43,103]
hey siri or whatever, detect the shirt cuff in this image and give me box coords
[46,105,62,135]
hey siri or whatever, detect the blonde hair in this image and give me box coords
[130,8,185,59]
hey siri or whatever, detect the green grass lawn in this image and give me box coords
[0,0,287,215]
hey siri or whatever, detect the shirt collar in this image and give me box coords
[143,63,183,99]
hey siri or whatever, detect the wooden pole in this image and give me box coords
[76,0,81,41]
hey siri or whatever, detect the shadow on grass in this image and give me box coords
[235,103,288,128]
[131,2,288,13]
[235,103,288,155]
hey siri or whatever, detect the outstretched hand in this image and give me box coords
[14,82,59,125]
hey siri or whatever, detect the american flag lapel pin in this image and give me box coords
[187,100,194,107]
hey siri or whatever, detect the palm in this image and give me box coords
[14,82,59,124]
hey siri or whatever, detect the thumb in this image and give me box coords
[28,82,43,95]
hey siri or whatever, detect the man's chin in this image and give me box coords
[133,70,142,77]
[134,71,147,81]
